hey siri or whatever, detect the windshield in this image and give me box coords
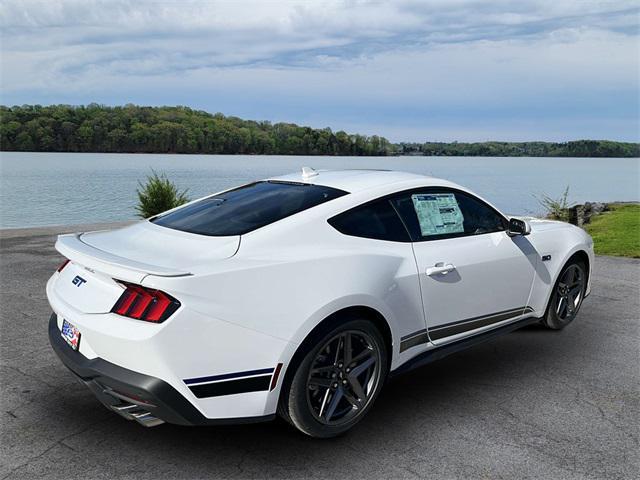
[152,181,348,236]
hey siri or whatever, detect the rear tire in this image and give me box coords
[542,259,587,330]
[279,318,388,438]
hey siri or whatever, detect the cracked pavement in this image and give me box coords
[1,224,638,479]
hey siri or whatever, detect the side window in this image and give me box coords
[328,198,411,242]
[456,192,507,235]
[391,189,506,241]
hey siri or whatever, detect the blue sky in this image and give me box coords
[1,0,638,142]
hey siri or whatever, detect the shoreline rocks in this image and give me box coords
[568,202,608,227]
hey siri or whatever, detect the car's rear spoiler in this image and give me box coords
[56,233,192,282]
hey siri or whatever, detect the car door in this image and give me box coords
[390,187,538,344]
[327,197,431,355]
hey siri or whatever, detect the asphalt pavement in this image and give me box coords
[1,224,638,479]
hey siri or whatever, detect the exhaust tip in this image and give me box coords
[110,402,165,427]
[104,389,165,427]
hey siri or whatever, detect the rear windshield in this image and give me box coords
[152,181,348,236]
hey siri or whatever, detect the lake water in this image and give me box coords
[1,152,638,229]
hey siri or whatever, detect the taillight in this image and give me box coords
[111,282,180,323]
[57,259,70,272]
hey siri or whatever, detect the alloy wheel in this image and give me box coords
[306,330,382,426]
[555,264,585,321]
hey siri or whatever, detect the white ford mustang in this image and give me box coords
[47,168,594,437]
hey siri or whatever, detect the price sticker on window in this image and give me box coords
[411,193,465,236]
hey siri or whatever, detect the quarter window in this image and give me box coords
[391,189,506,241]
[328,199,411,242]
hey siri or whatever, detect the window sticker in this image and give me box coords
[411,193,464,236]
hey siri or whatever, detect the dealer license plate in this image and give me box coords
[61,319,81,351]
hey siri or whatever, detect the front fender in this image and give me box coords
[527,225,594,314]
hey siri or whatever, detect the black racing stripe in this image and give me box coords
[433,307,525,331]
[188,375,272,398]
[184,367,274,385]
[400,329,430,352]
[399,307,536,351]
[429,307,527,341]
[401,329,427,341]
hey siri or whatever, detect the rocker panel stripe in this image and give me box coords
[429,306,533,341]
[400,329,430,353]
[400,306,535,350]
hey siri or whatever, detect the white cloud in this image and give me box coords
[0,0,638,141]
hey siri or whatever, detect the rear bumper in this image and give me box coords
[48,313,275,426]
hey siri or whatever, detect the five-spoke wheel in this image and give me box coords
[543,259,587,330]
[306,330,381,425]
[279,318,387,437]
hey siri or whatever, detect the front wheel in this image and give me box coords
[280,318,388,438]
[543,260,587,330]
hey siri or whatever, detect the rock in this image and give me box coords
[569,204,586,226]
[568,202,609,226]
[586,202,608,215]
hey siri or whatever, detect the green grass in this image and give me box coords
[584,204,640,258]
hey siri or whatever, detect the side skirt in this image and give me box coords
[390,315,540,378]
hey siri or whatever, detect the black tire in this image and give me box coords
[542,259,587,330]
[279,318,388,438]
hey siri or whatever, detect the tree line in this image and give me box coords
[0,104,392,156]
[1,104,638,157]
[396,140,639,158]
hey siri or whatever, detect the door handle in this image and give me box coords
[426,262,456,276]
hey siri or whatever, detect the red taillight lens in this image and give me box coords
[57,259,70,272]
[111,282,180,323]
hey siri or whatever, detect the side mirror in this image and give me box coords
[508,217,531,236]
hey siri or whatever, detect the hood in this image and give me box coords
[516,216,570,233]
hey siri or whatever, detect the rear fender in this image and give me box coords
[288,294,398,350]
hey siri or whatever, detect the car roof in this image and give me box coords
[268,168,454,193]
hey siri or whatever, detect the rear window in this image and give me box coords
[152,181,348,236]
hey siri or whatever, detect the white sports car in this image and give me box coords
[47,168,593,437]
